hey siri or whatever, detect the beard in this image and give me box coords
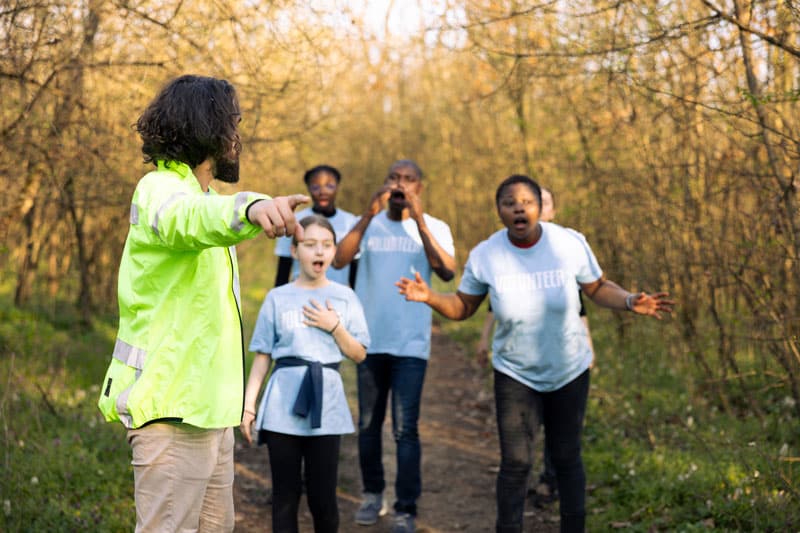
[214,156,240,183]
[312,203,336,216]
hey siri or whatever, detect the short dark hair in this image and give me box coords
[292,215,337,246]
[495,174,542,209]
[136,75,241,168]
[303,165,341,185]
[388,159,423,180]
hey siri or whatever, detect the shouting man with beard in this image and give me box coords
[97,75,308,532]
[333,159,456,533]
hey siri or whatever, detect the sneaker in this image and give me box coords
[354,492,388,525]
[530,481,559,509]
[391,512,416,533]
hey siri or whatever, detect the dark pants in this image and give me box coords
[541,442,557,489]
[494,369,590,533]
[357,353,428,516]
[264,431,341,533]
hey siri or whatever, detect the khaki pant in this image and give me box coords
[128,423,235,532]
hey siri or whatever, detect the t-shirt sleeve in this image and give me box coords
[273,235,293,258]
[249,293,277,353]
[430,217,456,257]
[345,289,371,349]
[458,249,489,296]
[568,229,603,283]
[343,211,359,234]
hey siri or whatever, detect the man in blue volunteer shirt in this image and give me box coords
[333,160,456,533]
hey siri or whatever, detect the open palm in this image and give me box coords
[396,272,430,302]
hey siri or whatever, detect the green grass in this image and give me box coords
[0,304,134,532]
[2,241,799,531]
[577,319,797,531]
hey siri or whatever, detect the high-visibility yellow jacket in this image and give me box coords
[98,160,269,429]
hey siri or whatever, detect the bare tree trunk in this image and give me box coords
[62,3,101,325]
[12,117,44,305]
[14,204,43,306]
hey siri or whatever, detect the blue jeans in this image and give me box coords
[357,353,428,516]
[494,369,590,533]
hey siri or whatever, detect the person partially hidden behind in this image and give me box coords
[97,74,308,532]
[273,165,359,288]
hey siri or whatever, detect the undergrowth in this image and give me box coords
[1,239,798,531]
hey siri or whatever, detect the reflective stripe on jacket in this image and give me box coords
[98,160,269,429]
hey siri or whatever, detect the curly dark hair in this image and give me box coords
[136,75,242,168]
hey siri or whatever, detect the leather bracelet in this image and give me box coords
[329,320,340,335]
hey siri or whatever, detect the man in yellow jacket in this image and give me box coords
[98,74,308,532]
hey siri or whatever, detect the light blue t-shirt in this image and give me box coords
[249,281,370,436]
[459,223,602,392]
[355,210,455,359]
[273,207,358,286]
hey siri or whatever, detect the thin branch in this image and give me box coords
[468,15,720,60]
[111,0,204,52]
[702,0,800,59]
[34,381,59,417]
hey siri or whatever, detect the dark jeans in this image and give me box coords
[263,431,341,533]
[357,353,428,516]
[494,369,590,533]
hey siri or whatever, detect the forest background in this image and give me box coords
[1,0,798,530]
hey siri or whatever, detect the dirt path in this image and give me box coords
[233,328,559,532]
